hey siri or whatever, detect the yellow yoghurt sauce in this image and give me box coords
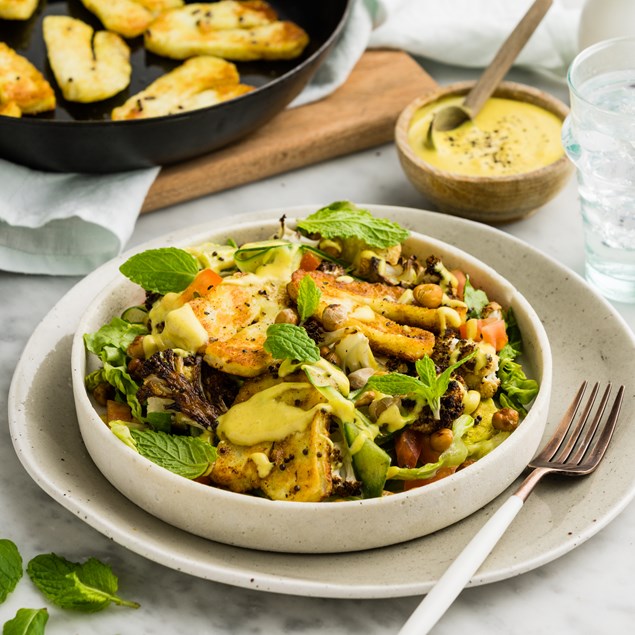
[408,95,564,177]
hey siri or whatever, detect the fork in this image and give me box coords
[398,381,624,635]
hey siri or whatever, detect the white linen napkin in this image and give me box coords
[0,0,581,276]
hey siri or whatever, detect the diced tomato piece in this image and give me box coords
[180,268,222,303]
[459,317,508,352]
[299,250,322,271]
[480,318,508,351]
[451,269,467,300]
[403,466,457,491]
[106,400,132,423]
[395,429,423,468]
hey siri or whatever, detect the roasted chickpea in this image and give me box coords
[126,334,145,359]
[430,428,454,452]
[275,308,299,325]
[348,368,376,390]
[368,396,400,422]
[492,407,520,432]
[92,382,114,407]
[321,303,349,331]
[354,391,376,407]
[413,283,444,308]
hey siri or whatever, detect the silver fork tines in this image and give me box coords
[518,381,624,499]
[398,381,625,635]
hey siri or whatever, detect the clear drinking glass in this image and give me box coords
[562,37,635,303]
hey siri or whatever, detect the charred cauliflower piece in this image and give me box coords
[135,350,230,430]
[453,340,500,398]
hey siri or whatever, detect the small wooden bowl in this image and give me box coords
[395,81,574,223]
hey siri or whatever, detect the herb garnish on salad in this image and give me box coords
[84,202,539,501]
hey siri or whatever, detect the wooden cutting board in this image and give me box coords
[141,50,438,214]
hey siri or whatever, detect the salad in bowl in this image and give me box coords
[72,202,551,552]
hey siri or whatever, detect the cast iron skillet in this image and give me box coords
[0,0,352,172]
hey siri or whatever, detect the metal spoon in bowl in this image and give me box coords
[425,0,554,149]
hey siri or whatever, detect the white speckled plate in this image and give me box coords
[8,205,635,599]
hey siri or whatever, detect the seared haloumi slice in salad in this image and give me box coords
[144,0,309,61]
[84,203,539,502]
[43,16,131,103]
[111,55,252,120]
[0,43,55,115]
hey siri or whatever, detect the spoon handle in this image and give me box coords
[464,0,553,115]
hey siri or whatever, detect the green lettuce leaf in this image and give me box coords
[84,317,147,420]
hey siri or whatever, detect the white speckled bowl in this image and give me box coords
[71,213,552,554]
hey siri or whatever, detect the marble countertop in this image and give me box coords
[2,58,634,634]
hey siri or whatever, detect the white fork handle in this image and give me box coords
[398,495,525,635]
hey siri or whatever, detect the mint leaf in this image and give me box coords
[2,608,48,635]
[464,277,489,319]
[416,353,476,418]
[130,430,217,479]
[296,275,321,322]
[297,202,409,248]
[264,323,321,363]
[27,554,139,613]
[366,373,424,397]
[119,247,199,294]
[0,539,22,604]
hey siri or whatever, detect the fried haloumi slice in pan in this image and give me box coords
[111,55,253,120]
[80,0,184,39]
[0,0,38,20]
[0,42,56,114]
[43,16,131,103]
[0,99,21,117]
[145,2,309,61]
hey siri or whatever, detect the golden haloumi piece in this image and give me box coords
[185,273,289,377]
[0,99,21,117]
[43,16,131,103]
[111,55,252,120]
[80,0,184,39]
[212,377,333,501]
[211,439,272,493]
[145,2,309,61]
[261,408,332,502]
[347,315,435,362]
[289,270,466,333]
[0,43,55,114]
[0,0,38,20]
